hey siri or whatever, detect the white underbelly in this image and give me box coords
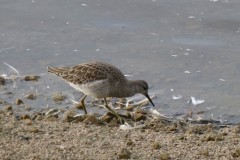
[68,80,111,98]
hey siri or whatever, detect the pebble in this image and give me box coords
[198,149,209,157]
[24,75,40,81]
[6,111,13,116]
[28,127,40,133]
[126,140,134,146]
[83,115,99,125]
[24,93,36,100]
[232,148,240,158]
[4,105,12,111]
[0,99,5,104]
[23,119,33,125]
[166,124,177,132]
[159,152,171,160]
[0,76,5,85]
[62,115,75,122]
[152,142,161,149]
[132,113,146,121]
[16,99,24,105]
[64,109,76,116]
[118,148,131,159]
[21,114,31,120]
[52,92,66,102]
[101,112,115,123]
[108,117,119,126]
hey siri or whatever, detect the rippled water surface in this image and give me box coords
[1,0,240,123]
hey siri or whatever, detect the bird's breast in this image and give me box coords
[68,79,111,98]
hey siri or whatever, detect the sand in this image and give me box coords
[0,107,240,160]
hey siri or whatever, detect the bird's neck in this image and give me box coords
[118,80,140,97]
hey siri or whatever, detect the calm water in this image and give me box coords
[0,0,240,123]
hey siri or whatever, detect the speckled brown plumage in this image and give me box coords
[48,61,126,85]
[47,61,154,123]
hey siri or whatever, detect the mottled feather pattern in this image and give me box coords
[48,61,126,85]
[48,61,155,109]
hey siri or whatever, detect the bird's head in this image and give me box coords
[135,80,155,107]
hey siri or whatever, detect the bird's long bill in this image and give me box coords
[145,94,155,107]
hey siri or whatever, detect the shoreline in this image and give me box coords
[1,76,240,159]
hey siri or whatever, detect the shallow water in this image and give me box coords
[0,0,240,123]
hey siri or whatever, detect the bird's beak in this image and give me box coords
[145,93,155,107]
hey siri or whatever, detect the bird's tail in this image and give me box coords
[47,66,70,77]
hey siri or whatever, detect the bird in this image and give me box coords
[47,61,155,123]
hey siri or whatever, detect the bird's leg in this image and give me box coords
[104,98,124,124]
[80,95,88,114]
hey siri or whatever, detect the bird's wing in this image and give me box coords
[48,61,126,84]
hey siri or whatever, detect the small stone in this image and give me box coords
[16,99,24,105]
[0,99,5,104]
[126,140,134,146]
[231,148,240,158]
[166,124,177,132]
[64,109,76,116]
[132,113,146,121]
[199,149,209,157]
[101,112,115,123]
[108,117,120,126]
[62,115,75,122]
[21,114,31,120]
[159,152,171,160]
[28,127,39,133]
[62,109,76,120]
[178,135,187,140]
[118,148,131,159]
[52,92,65,102]
[152,142,160,149]
[83,115,99,125]
[0,76,5,85]
[19,135,31,141]
[23,119,32,125]
[4,105,12,111]
[24,93,36,100]
[24,75,40,81]
[6,111,13,116]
